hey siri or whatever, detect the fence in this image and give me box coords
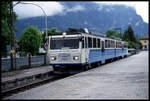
[1,55,50,72]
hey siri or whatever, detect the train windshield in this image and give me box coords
[50,38,79,49]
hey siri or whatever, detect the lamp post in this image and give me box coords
[19,2,48,39]
[13,1,48,40]
[13,2,48,65]
[10,2,14,70]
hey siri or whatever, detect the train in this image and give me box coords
[46,28,128,74]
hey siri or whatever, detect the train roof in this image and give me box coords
[49,28,127,43]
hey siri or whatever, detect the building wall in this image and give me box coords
[140,39,149,46]
[140,39,149,50]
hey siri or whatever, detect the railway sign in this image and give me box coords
[44,43,48,49]
[10,49,15,54]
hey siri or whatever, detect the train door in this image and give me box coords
[102,41,105,52]
[84,37,88,63]
[115,41,116,57]
[101,40,105,64]
[81,36,87,63]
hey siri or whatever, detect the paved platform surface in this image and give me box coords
[2,65,53,82]
[5,51,149,99]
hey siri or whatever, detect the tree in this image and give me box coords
[1,1,18,56]
[136,39,142,49]
[106,30,122,39]
[123,25,136,42]
[41,27,58,47]
[122,25,136,48]
[19,25,42,56]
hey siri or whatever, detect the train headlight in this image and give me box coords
[51,56,56,61]
[73,56,79,60]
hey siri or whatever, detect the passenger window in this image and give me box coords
[97,39,100,48]
[116,42,118,48]
[102,41,105,52]
[108,40,110,48]
[119,42,121,48]
[82,38,84,48]
[85,37,88,48]
[112,41,114,48]
[107,40,110,48]
[93,38,96,48]
[105,40,107,48]
[88,37,92,48]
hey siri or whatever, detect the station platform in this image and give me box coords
[1,65,53,92]
[4,51,149,99]
[2,65,53,82]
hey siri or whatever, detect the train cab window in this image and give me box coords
[97,39,101,48]
[93,38,96,48]
[88,37,92,48]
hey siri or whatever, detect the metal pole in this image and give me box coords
[18,2,48,64]
[10,2,14,70]
[20,2,48,40]
[12,2,18,70]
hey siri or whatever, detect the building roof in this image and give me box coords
[141,34,149,40]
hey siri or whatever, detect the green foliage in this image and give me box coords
[123,25,136,42]
[122,25,140,49]
[135,39,142,49]
[19,25,42,56]
[127,40,136,48]
[1,1,18,56]
[41,27,58,47]
[106,30,122,39]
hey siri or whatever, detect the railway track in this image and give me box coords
[2,73,71,99]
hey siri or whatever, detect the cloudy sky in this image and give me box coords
[13,1,149,23]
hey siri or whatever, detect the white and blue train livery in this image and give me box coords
[47,28,128,74]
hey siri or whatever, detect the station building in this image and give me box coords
[140,34,149,51]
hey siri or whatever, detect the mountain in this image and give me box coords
[14,2,148,38]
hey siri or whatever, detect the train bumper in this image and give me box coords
[50,63,85,67]
[50,63,87,74]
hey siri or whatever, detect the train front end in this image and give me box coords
[47,32,84,74]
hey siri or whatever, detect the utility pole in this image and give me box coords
[10,2,14,70]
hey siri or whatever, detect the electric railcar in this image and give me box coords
[47,28,128,74]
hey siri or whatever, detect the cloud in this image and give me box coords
[14,1,65,19]
[14,2,85,19]
[66,5,85,12]
[96,1,149,23]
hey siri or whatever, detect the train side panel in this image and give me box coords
[88,49,104,64]
[87,48,128,65]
